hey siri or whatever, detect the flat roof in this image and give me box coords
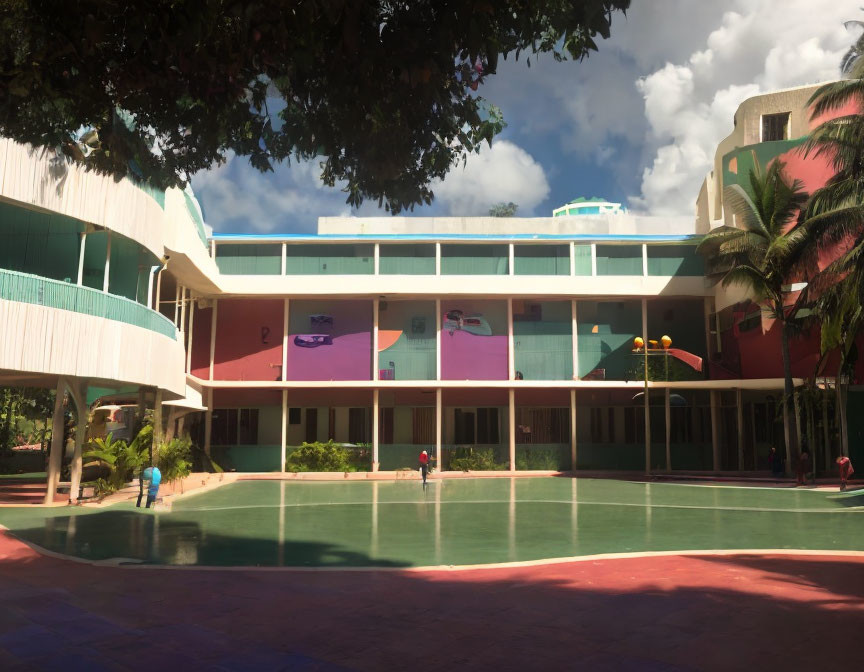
[210,233,703,243]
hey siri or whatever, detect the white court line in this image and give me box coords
[172,499,863,515]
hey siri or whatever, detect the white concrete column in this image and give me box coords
[373,298,380,381]
[179,286,187,337]
[710,389,721,471]
[372,389,380,471]
[281,242,287,275]
[435,388,442,472]
[508,388,516,472]
[102,231,111,293]
[373,243,380,275]
[173,285,180,325]
[736,388,744,471]
[570,388,577,471]
[435,298,442,381]
[507,297,515,381]
[77,233,87,285]
[68,380,89,504]
[569,242,576,276]
[435,242,441,275]
[571,300,579,380]
[665,387,672,472]
[642,244,648,276]
[185,295,195,374]
[281,389,288,472]
[508,244,515,276]
[282,299,289,381]
[204,388,213,457]
[210,239,216,258]
[590,243,597,276]
[209,299,218,381]
[43,377,68,504]
[155,266,165,312]
[642,298,650,474]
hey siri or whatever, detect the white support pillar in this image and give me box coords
[710,389,721,471]
[173,284,180,325]
[570,388,577,471]
[77,233,87,285]
[68,380,88,504]
[569,242,576,276]
[435,242,441,276]
[155,266,165,312]
[373,298,380,380]
[665,387,672,472]
[508,388,516,472]
[435,388,443,473]
[146,266,158,310]
[435,298,442,381]
[44,377,67,504]
[204,388,213,457]
[210,239,216,259]
[281,242,287,275]
[642,298,650,474]
[281,389,288,472]
[507,297,515,381]
[508,244,515,276]
[571,300,579,380]
[373,243,380,275]
[209,299,218,381]
[185,295,195,374]
[282,299,289,381]
[102,231,111,293]
[736,388,744,471]
[372,389,380,472]
[179,286,188,337]
[642,244,648,276]
[590,243,597,276]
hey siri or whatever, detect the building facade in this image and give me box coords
[0,83,858,492]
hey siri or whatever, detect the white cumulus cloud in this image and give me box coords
[432,140,550,215]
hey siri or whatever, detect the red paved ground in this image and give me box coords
[1,530,862,671]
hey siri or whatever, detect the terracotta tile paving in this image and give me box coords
[1,530,863,671]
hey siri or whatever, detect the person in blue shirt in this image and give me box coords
[141,466,162,508]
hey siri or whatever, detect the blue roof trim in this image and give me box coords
[211,233,702,242]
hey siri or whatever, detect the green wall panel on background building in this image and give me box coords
[574,245,592,275]
[0,202,82,282]
[513,300,573,380]
[378,444,434,470]
[596,245,642,276]
[441,244,508,275]
[513,245,569,275]
[378,300,436,380]
[285,244,373,275]
[109,234,155,303]
[210,445,283,472]
[647,245,704,276]
[379,244,435,275]
[216,243,282,275]
[577,300,642,380]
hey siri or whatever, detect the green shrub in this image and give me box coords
[285,440,370,472]
[447,446,507,471]
[157,436,193,485]
[83,432,148,495]
[515,446,564,470]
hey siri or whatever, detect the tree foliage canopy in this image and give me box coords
[0,0,629,212]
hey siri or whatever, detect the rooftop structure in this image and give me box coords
[552,197,623,217]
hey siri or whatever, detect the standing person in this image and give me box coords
[768,446,784,477]
[836,455,854,492]
[141,465,162,508]
[418,450,430,486]
[797,450,811,486]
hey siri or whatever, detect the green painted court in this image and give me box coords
[1,478,862,568]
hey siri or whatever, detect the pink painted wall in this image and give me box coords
[440,300,508,380]
[213,299,284,381]
[190,307,212,379]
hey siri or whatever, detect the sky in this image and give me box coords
[192,0,862,234]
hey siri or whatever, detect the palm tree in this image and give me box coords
[698,159,808,472]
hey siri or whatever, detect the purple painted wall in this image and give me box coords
[286,300,372,380]
[440,300,508,380]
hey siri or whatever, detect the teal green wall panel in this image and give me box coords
[441,244,508,275]
[577,301,641,380]
[647,245,704,276]
[596,245,642,276]
[109,234,155,302]
[285,244,373,275]
[210,445,282,472]
[216,243,281,275]
[0,202,82,282]
[513,300,573,380]
[81,231,108,290]
[574,245,592,276]
[379,244,435,275]
[379,444,433,470]
[576,443,644,470]
[513,245,569,275]
[378,300,436,380]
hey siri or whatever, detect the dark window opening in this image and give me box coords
[762,112,790,142]
[288,407,301,425]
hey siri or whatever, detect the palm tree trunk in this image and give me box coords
[780,320,797,474]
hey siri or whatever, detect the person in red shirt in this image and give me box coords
[419,450,430,486]
[836,456,854,492]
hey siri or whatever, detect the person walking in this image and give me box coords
[836,455,854,492]
[797,450,812,486]
[418,450,430,486]
[768,446,784,478]
[141,465,162,508]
